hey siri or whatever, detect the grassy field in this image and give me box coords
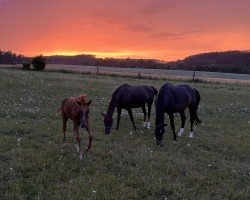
[0,68,249,199]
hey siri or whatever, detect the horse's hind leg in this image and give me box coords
[62,115,68,142]
[169,113,177,141]
[189,107,195,138]
[127,108,136,130]
[141,105,147,128]
[178,111,186,137]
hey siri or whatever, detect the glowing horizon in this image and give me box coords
[41,50,157,59]
[1,0,250,61]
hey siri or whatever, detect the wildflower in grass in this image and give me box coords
[17,138,21,145]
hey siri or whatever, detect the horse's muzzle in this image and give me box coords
[105,128,110,135]
[81,123,86,128]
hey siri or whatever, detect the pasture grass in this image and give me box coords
[0,69,249,199]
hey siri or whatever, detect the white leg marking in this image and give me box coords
[189,132,193,138]
[178,128,184,136]
[143,122,147,127]
[76,144,80,152]
[146,121,151,129]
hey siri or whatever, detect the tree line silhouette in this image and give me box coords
[1,50,249,74]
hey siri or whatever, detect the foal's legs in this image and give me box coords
[86,123,93,150]
[116,106,122,130]
[169,113,177,141]
[178,111,186,137]
[141,105,147,127]
[62,115,68,142]
[73,122,81,153]
[127,108,136,130]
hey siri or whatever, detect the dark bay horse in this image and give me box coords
[57,94,93,159]
[155,83,201,146]
[102,84,158,134]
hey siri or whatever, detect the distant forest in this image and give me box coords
[1,50,250,74]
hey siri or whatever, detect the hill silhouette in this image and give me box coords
[1,50,249,74]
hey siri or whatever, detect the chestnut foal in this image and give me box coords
[57,94,93,159]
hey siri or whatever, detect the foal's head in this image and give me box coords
[101,113,113,134]
[76,99,92,128]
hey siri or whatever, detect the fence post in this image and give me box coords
[192,69,196,81]
[96,66,99,75]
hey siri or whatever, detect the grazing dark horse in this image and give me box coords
[102,84,158,134]
[57,94,93,159]
[155,83,201,146]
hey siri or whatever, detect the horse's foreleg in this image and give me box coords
[73,123,81,153]
[116,106,122,130]
[146,102,152,129]
[178,111,186,137]
[141,105,147,127]
[169,113,177,141]
[86,124,93,150]
[127,108,136,130]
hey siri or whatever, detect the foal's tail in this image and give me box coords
[194,88,202,124]
[151,86,158,96]
[55,106,62,114]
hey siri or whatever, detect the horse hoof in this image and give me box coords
[189,132,194,138]
[173,141,177,143]
[146,122,151,129]
[143,122,147,127]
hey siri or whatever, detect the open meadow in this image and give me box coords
[0,68,249,199]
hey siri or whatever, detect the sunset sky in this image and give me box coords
[1,0,250,61]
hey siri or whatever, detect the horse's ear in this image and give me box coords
[101,112,106,117]
[87,100,92,106]
[75,99,81,105]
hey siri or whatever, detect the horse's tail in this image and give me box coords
[194,88,202,124]
[151,86,158,96]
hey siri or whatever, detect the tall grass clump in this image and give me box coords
[32,55,46,71]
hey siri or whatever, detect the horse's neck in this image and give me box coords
[156,108,165,126]
[106,98,118,117]
[155,92,165,125]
